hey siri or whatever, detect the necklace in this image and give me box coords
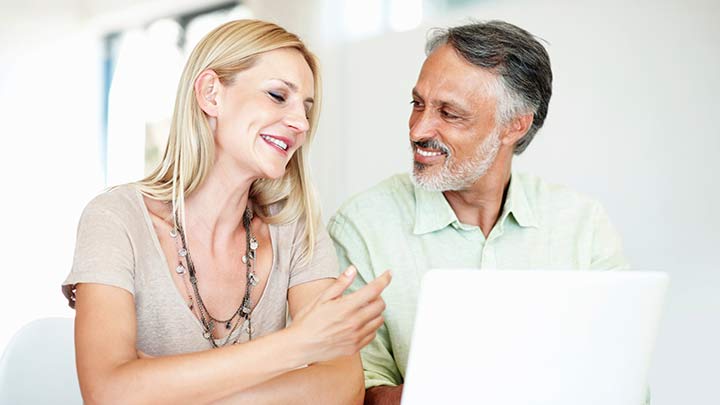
[170,207,259,347]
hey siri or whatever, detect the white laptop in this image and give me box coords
[401,270,668,405]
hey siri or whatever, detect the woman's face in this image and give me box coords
[214,47,315,179]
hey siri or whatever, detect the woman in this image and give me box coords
[62,19,390,404]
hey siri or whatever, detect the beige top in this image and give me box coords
[62,185,338,356]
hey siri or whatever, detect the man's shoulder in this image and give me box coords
[514,172,604,220]
[332,173,416,224]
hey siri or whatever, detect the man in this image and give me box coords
[327,20,630,404]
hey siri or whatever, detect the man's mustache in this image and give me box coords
[412,139,450,155]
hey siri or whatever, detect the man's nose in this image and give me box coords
[409,111,437,142]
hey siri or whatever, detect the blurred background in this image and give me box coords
[0,0,718,403]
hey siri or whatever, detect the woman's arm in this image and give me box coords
[211,278,369,405]
[75,267,390,405]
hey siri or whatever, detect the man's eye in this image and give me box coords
[268,91,286,103]
[410,100,423,109]
[441,109,459,120]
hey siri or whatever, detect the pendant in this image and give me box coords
[175,264,186,274]
[249,272,259,286]
[248,250,256,261]
[170,228,177,238]
[203,331,212,339]
[226,321,232,329]
[178,248,187,257]
[241,255,248,264]
[250,237,258,250]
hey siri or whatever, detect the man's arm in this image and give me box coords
[364,385,403,405]
[328,214,405,397]
[589,201,630,270]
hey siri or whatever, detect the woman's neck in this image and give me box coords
[182,157,257,252]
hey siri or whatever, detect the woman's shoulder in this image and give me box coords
[265,201,317,235]
[81,183,145,224]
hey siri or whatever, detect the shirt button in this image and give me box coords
[482,245,497,269]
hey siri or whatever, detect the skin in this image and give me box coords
[365,44,533,405]
[74,47,391,405]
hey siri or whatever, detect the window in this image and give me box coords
[102,2,252,185]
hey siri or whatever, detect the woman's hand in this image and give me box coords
[289,266,391,364]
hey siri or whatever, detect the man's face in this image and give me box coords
[409,44,503,191]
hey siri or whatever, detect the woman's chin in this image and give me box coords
[260,165,287,180]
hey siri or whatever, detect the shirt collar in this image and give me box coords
[412,172,538,235]
[413,183,459,235]
[501,172,539,229]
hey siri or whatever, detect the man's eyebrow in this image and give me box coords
[276,78,314,105]
[413,88,470,115]
[438,100,470,116]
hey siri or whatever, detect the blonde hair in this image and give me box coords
[136,19,322,263]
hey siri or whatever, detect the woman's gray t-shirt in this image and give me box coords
[62,185,338,355]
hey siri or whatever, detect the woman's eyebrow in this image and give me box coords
[274,78,314,104]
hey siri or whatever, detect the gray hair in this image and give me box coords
[426,20,553,154]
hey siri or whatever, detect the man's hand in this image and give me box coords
[364,384,403,405]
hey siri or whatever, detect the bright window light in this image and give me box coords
[343,0,384,40]
[389,0,423,32]
[106,29,148,186]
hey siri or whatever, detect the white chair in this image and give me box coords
[0,317,82,404]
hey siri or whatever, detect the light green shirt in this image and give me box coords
[327,172,629,388]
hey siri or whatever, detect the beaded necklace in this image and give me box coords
[170,207,259,347]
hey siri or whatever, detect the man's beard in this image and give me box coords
[411,127,502,192]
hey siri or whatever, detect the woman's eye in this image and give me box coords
[268,91,286,103]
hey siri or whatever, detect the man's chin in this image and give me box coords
[411,165,483,192]
[413,160,428,172]
[411,169,447,192]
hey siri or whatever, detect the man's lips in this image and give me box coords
[414,146,446,164]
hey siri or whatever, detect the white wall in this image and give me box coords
[0,0,105,349]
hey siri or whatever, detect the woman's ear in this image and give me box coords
[501,113,534,146]
[194,69,221,117]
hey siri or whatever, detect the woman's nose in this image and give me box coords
[286,106,309,133]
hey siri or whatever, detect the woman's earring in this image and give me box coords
[208,117,217,132]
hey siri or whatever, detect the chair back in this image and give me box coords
[0,317,81,404]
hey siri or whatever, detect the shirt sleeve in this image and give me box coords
[328,212,404,388]
[62,199,136,308]
[589,201,630,270]
[288,220,339,288]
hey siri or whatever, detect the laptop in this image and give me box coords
[401,270,668,405]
